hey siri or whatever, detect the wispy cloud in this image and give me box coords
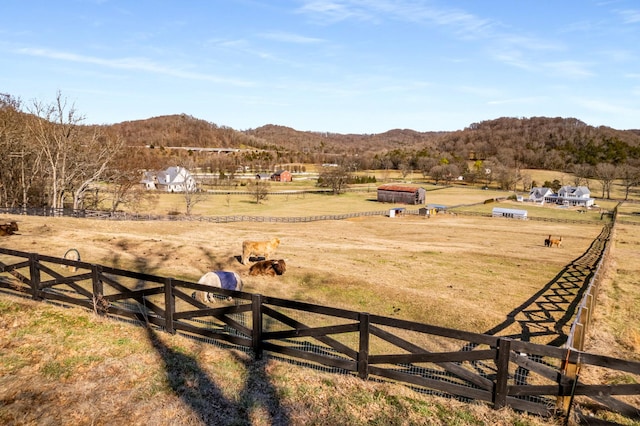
[617,9,640,23]
[544,60,594,78]
[296,1,374,23]
[575,97,639,115]
[260,31,325,44]
[487,96,546,106]
[296,0,494,38]
[457,85,502,98]
[15,47,254,86]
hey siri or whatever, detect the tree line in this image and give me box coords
[3,92,640,213]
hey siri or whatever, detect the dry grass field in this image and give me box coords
[0,295,561,426]
[1,184,636,425]
[1,188,608,339]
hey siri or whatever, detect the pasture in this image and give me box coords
[2,185,638,425]
[0,294,561,426]
[0,185,608,340]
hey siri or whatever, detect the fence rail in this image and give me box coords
[0,207,411,222]
[1,245,638,423]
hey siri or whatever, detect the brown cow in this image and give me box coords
[249,259,287,276]
[241,237,280,265]
[0,221,18,236]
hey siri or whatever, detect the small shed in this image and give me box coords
[492,207,528,220]
[377,184,426,205]
[420,204,445,217]
[389,207,405,218]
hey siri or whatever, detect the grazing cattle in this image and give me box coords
[241,237,280,265]
[192,271,243,304]
[0,221,19,236]
[549,236,562,248]
[544,235,551,247]
[249,259,287,276]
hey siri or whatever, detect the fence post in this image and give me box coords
[493,337,512,410]
[252,293,263,360]
[164,278,175,334]
[91,264,105,315]
[558,348,579,413]
[358,312,370,380]
[28,252,41,300]
[91,264,103,296]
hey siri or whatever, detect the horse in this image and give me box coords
[549,236,562,248]
[191,271,243,304]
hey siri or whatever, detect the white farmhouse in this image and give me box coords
[555,186,595,207]
[142,166,197,193]
[528,187,554,204]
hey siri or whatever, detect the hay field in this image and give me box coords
[1,200,604,336]
[149,185,512,217]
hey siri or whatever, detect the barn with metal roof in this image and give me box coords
[377,184,426,205]
[492,207,528,220]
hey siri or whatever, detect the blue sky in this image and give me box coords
[2,0,639,133]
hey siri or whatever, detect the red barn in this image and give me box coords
[271,170,292,182]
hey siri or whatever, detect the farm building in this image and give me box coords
[377,184,426,205]
[141,166,197,193]
[271,170,292,182]
[492,207,528,219]
[419,204,447,217]
[388,207,405,218]
[529,187,554,204]
[529,186,595,207]
[554,186,595,207]
[255,173,271,181]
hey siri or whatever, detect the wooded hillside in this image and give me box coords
[104,114,640,169]
[2,91,640,211]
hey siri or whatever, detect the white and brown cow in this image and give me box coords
[192,271,243,304]
[241,237,280,265]
[249,259,287,276]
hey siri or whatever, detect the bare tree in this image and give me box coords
[594,163,617,199]
[495,165,518,191]
[183,184,207,215]
[179,164,207,215]
[429,165,447,185]
[27,92,121,210]
[398,162,412,181]
[70,132,123,210]
[248,179,270,203]
[1,94,48,209]
[617,163,640,201]
[417,157,437,179]
[442,163,460,185]
[318,165,350,194]
[571,163,592,187]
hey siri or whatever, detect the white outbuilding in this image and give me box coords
[492,207,528,220]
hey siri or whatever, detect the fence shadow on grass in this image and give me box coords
[466,225,610,350]
[230,351,291,425]
[145,324,290,425]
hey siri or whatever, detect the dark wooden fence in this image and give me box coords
[1,247,639,422]
[0,207,402,222]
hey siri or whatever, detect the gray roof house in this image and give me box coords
[142,166,197,193]
[256,173,272,181]
[545,185,595,207]
[529,187,554,204]
[556,185,595,207]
